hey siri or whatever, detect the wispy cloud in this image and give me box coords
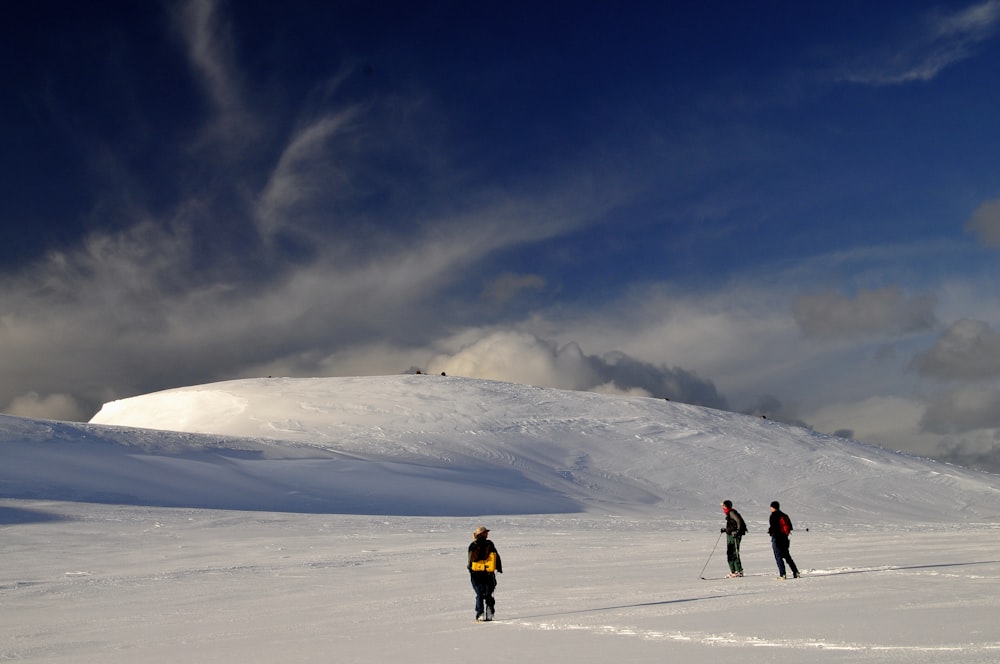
[254,109,362,240]
[172,0,256,144]
[836,0,1000,85]
[481,272,547,305]
[964,198,1000,246]
[793,287,938,340]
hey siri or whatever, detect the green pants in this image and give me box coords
[726,534,743,573]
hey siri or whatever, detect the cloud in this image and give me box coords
[172,0,256,142]
[920,387,1000,434]
[793,287,937,340]
[427,331,728,408]
[254,109,363,240]
[934,438,1000,474]
[964,198,1000,246]
[741,394,809,429]
[806,395,939,456]
[5,392,89,422]
[836,0,1000,85]
[481,272,547,304]
[912,319,1000,381]
[0,0,647,422]
[0,158,620,421]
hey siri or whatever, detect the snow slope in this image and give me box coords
[3,375,1000,662]
[73,374,1000,523]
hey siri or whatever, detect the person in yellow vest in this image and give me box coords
[468,525,503,622]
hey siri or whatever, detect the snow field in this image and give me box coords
[2,503,999,663]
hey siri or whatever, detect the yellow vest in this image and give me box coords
[470,551,497,572]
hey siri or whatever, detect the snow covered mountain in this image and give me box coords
[2,374,996,523]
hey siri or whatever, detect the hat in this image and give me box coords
[770,501,780,509]
[472,526,490,538]
[722,500,733,509]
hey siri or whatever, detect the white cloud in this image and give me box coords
[836,0,1000,85]
[0,170,619,420]
[936,0,1000,39]
[255,109,362,240]
[172,0,255,141]
[535,282,814,404]
[426,330,727,407]
[430,332,596,391]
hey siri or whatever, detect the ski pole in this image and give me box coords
[698,530,724,579]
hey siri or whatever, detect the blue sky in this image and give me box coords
[3,1,1000,472]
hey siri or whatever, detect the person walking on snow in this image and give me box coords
[468,526,503,622]
[768,501,800,579]
[721,500,747,577]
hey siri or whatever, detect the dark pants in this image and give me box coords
[726,534,743,573]
[771,536,799,578]
[470,572,496,618]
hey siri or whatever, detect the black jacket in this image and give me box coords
[724,509,747,536]
[768,510,793,540]
[468,538,503,574]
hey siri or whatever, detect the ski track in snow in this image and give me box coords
[503,619,1000,655]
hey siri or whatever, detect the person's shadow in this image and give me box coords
[810,560,1000,576]
[501,593,732,621]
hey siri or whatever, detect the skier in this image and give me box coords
[720,500,746,577]
[467,526,503,622]
[768,501,800,579]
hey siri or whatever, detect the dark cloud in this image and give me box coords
[592,351,728,409]
[741,394,810,429]
[912,319,1000,381]
[793,287,937,340]
[919,388,1000,434]
[933,440,1000,475]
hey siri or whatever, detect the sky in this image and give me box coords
[3,1,1000,472]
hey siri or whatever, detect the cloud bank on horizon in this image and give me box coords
[3,1,1000,473]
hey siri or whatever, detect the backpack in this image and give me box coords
[779,515,792,536]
